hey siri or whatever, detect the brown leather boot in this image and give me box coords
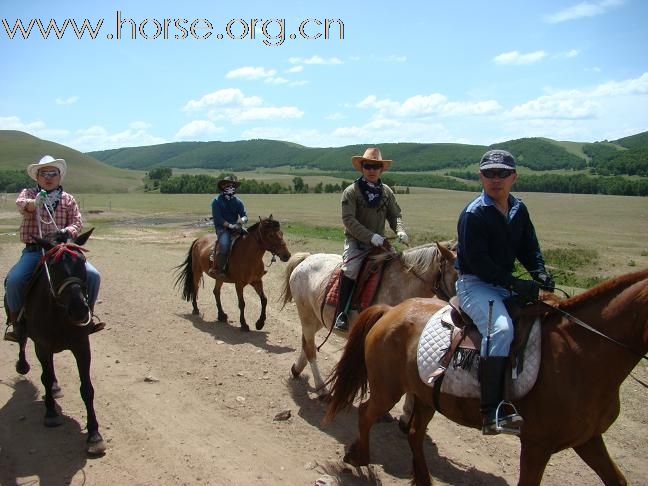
[4,310,22,343]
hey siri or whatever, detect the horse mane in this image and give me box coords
[394,240,456,274]
[247,217,279,233]
[559,268,648,310]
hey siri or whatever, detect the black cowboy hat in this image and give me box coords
[217,175,241,191]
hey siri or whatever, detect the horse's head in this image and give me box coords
[33,228,94,326]
[434,241,458,301]
[254,215,291,262]
[400,241,458,301]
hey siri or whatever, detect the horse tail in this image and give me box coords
[324,304,392,423]
[173,238,199,302]
[279,252,311,309]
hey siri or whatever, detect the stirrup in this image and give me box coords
[90,316,106,334]
[334,312,349,331]
[4,324,20,343]
[482,401,523,436]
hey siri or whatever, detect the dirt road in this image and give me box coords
[1,229,646,485]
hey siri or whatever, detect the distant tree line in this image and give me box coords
[0,170,32,192]
[584,143,648,176]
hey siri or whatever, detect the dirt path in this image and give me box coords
[1,231,646,486]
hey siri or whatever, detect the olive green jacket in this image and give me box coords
[341,181,405,245]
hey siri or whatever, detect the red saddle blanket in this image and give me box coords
[325,258,386,312]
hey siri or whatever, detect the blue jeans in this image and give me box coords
[5,247,101,313]
[216,228,232,255]
[456,274,514,357]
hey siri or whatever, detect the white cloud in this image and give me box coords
[0,115,46,132]
[225,66,277,80]
[285,65,303,73]
[288,55,343,65]
[183,88,303,124]
[325,112,345,120]
[544,0,625,23]
[69,125,166,151]
[356,93,501,118]
[493,50,547,65]
[55,96,79,105]
[175,120,224,140]
[507,72,648,120]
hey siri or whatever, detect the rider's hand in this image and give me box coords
[54,229,69,243]
[397,231,409,244]
[510,278,540,301]
[230,223,242,232]
[370,234,385,247]
[33,191,46,208]
[240,216,248,224]
[535,271,555,292]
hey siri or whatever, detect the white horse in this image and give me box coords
[281,242,457,397]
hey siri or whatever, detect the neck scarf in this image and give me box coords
[356,177,383,208]
[37,186,63,213]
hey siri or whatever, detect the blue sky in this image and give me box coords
[1,0,647,152]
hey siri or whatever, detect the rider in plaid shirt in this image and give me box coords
[4,156,104,342]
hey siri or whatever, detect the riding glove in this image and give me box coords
[370,234,385,247]
[510,278,540,301]
[397,231,409,244]
[240,216,248,224]
[535,271,555,291]
[230,223,242,232]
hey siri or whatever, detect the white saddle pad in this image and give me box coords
[416,305,541,399]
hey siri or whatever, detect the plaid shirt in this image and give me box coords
[17,187,83,244]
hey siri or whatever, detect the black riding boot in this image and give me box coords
[479,356,523,435]
[334,275,355,331]
[217,254,228,278]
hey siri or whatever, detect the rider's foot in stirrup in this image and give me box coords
[89,316,106,334]
[334,312,349,331]
[4,325,19,342]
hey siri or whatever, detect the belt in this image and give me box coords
[25,243,40,252]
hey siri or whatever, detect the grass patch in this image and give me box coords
[543,247,602,289]
[282,222,344,241]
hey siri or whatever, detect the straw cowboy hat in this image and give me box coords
[217,175,241,191]
[351,147,392,172]
[27,155,67,182]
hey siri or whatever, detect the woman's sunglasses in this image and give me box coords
[38,170,60,178]
[363,163,382,171]
[481,169,514,179]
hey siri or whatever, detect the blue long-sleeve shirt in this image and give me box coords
[211,194,247,231]
[455,191,546,287]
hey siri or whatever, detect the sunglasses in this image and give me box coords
[362,163,382,171]
[38,170,60,178]
[481,169,514,179]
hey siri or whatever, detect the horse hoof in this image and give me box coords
[290,364,301,378]
[87,432,107,456]
[52,383,64,399]
[255,320,265,330]
[15,360,30,375]
[44,415,64,427]
[218,314,228,322]
[240,324,250,332]
[398,416,409,434]
[192,309,199,316]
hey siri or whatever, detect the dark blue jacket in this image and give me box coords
[455,192,546,287]
[211,194,247,231]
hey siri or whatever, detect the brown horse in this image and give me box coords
[325,268,648,485]
[174,215,291,331]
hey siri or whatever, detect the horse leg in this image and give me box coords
[234,282,249,332]
[34,345,63,427]
[573,435,627,485]
[407,397,436,486]
[345,389,402,467]
[213,280,227,322]
[518,441,552,486]
[72,341,106,455]
[398,392,415,433]
[250,280,267,330]
[15,335,30,375]
[302,328,328,397]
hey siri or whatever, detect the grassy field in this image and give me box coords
[1,189,647,289]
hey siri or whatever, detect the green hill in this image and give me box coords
[0,131,144,193]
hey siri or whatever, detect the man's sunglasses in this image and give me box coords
[38,170,60,178]
[362,163,382,171]
[481,169,514,179]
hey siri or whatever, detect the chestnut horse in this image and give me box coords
[10,229,106,455]
[280,242,457,397]
[325,268,648,485]
[174,215,291,331]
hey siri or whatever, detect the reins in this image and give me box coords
[251,222,279,268]
[537,299,648,363]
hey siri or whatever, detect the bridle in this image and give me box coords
[405,250,455,301]
[40,243,90,311]
[252,221,285,267]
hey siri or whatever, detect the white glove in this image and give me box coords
[397,231,409,244]
[370,234,385,247]
[240,216,248,224]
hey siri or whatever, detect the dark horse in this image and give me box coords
[175,215,291,331]
[325,268,648,485]
[10,228,106,455]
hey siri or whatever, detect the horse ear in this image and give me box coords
[269,214,273,220]
[33,236,54,251]
[436,241,456,262]
[74,228,95,246]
